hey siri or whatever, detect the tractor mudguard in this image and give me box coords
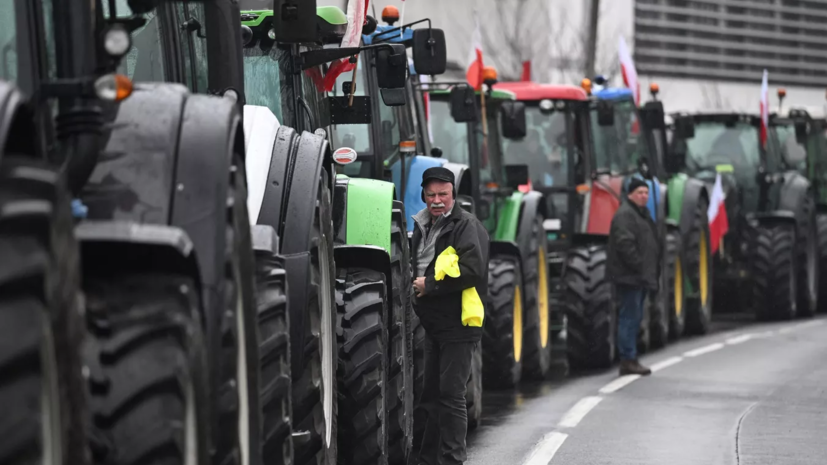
[0,81,31,161]
[490,240,523,269]
[256,125,294,235]
[80,83,189,225]
[334,245,394,299]
[244,106,281,223]
[281,251,312,378]
[171,93,243,290]
[678,177,709,239]
[516,191,544,259]
[333,176,395,254]
[75,220,202,289]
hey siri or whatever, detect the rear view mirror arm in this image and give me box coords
[298,43,398,71]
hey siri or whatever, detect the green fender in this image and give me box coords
[340,176,394,254]
[667,174,688,224]
[493,192,524,242]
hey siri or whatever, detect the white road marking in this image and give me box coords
[683,342,725,357]
[752,330,775,338]
[522,432,568,465]
[598,374,641,394]
[650,356,683,372]
[726,334,753,345]
[558,396,603,428]
[778,327,794,334]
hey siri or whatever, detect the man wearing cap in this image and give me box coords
[411,167,489,465]
[607,178,659,376]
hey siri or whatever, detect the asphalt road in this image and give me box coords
[466,315,827,465]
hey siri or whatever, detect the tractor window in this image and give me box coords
[0,2,19,83]
[177,2,209,93]
[501,106,569,188]
[378,95,401,161]
[243,45,286,123]
[102,1,166,83]
[773,124,807,172]
[677,122,761,189]
[590,100,644,174]
[430,99,469,165]
[330,61,371,155]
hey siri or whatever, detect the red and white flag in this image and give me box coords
[521,60,532,82]
[760,69,769,148]
[322,0,370,92]
[707,173,729,255]
[466,10,484,90]
[618,36,640,106]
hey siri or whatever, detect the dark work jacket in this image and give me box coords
[606,199,660,291]
[410,207,490,342]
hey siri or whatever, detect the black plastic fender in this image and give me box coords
[0,81,34,161]
[80,83,189,225]
[516,191,545,259]
[282,251,312,379]
[334,245,394,304]
[75,220,202,290]
[490,240,523,270]
[678,177,709,239]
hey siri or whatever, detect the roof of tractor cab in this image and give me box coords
[673,112,760,125]
[493,82,587,102]
[593,87,633,101]
[428,88,517,100]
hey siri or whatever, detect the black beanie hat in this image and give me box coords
[628,178,649,194]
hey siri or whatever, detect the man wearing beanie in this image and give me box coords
[410,166,489,465]
[607,177,659,376]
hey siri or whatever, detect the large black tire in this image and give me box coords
[817,213,827,313]
[521,217,553,380]
[82,274,210,465]
[0,158,88,465]
[684,197,713,335]
[548,264,569,378]
[294,172,338,465]
[649,231,682,348]
[751,223,798,321]
[335,268,389,465]
[795,197,818,318]
[253,244,293,465]
[387,201,413,464]
[482,255,523,388]
[666,232,687,340]
[563,246,615,370]
[410,314,426,452]
[466,342,483,431]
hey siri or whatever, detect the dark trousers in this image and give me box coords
[616,284,647,361]
[418,334,474,465]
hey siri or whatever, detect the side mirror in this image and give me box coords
[504,164,529,190]
[271,0,319,43]
[795,120,808,146]
[597,100,614,127]
[500,101,527,139]
[430,147,444,158]
[412,29,447,75]
[241,25,254,47]
[640,101,665,130]
[376,44,408,106]
[674,117,695,139]
[450,86,477,123]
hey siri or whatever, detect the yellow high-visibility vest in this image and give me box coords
[434,246,484,327]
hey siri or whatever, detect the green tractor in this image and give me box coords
[667,111,819,320]
[3,1,276,465]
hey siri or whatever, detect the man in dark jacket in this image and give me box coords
[411,167,489,465]
[607,178,659,376]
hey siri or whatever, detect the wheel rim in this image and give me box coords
[699,229,709,305]
[236,275,250,465]
[675,255,683,318]
[41,315,61,465]
[513,285,523,363]
[319,234,335,446]
[537,246,549,348]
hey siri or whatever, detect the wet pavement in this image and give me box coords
[465,314,827,465]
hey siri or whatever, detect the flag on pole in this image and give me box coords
[322,0,370,92]
[466,10,484,90]
[618,36,640,106]
[521,60,532,82]
[399,0,406,37]
[760,69,769,148]
[707,173,729,255]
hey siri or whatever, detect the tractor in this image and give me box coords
[3,1,271,465]
[667,110,819,321]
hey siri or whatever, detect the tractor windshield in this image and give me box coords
[680,122,761,177]
[242,46,286,122]
[430,99,470,165]
[590,99,647,174]
[329,63,372,155]
[773,124,807,172]
[501,106,569,188]
[0,2,21,83]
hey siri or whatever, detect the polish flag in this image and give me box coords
[521,60,532,82]
[618,36,640,106]
[322,0,370,92]
[707,173,729,255]
[466,10,484,90]
[760,69,769,148]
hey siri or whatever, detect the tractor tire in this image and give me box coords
[82,274,210,465]
[549,273,569,378]
[411,314,426,452]
[253,248,293,464]
[563,246,615,370]
[294,172,338,465]
[751,223,798,321]
[522,217,553,381]
[387,201,413,464]
[335,268,389,465]
[816,213,827,313]
[795,197,818,318]
[649,232,682,348]
[0,158,88,465]
[666,232,687,340]
[482,255,523,388]
[466,342,483,431]
[684,197,713,335]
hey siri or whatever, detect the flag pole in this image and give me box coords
[480,81,489,138]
